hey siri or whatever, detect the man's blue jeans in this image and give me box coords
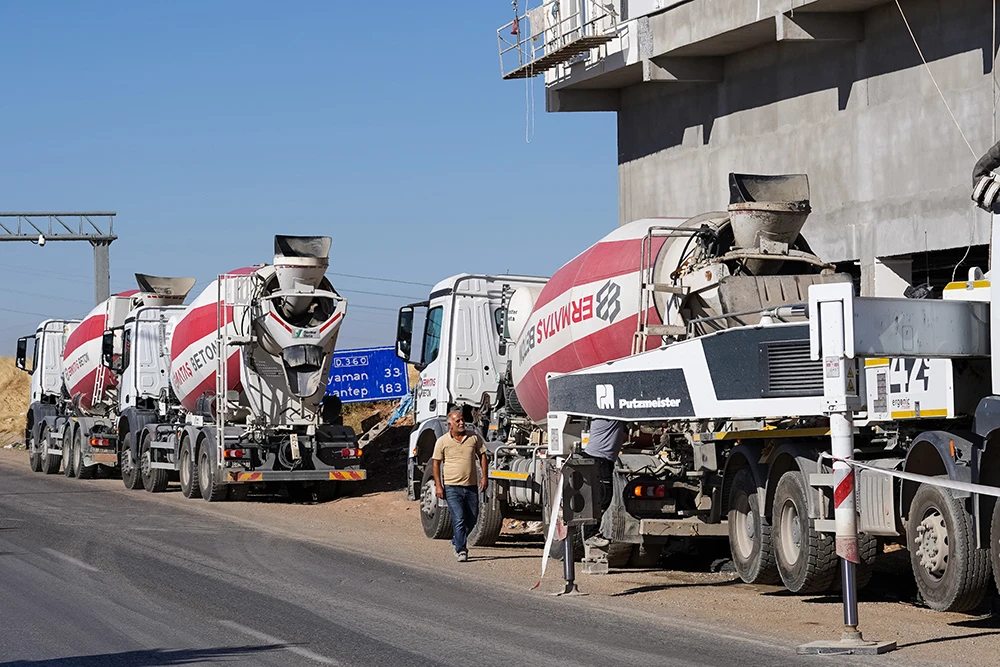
[444,484,479,554]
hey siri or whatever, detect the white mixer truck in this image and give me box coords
[19,276,196,480]
[18,235,364,502]
[399,174,995,613]
[123,235,364,502]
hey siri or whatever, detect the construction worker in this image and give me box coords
[582,418,626,548]
[433,409,489,562]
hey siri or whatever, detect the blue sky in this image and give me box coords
[0,1,617,351]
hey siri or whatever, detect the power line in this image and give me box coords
[329,271,433,287]
[338,288,423,300]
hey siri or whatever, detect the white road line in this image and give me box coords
[219,620,339,666]
[41,548,99,572]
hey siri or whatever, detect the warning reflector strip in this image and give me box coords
[329,471,366,481]
[229,472,264,482]
[489,471,530,480]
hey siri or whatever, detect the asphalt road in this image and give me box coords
[0,460,903,667]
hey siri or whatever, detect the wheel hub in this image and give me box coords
[915,512,949,578]
[420,480,437,517]
[779,499,802,566]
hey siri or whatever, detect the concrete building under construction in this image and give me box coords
[499,0,998,295]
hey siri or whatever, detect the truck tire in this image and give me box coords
[140,432,169,493]
[119,434,143,490]
[607,542,633,568]
[728,467,780,585]
[179,438,201,499]
[28,426,42,473]
[772,470,838,594]
[629,542,663,568]
[286,482,336,503]
[197,444,227,502]
[41,425,61,474]
[74,430,97,480]
[62,425,75,478]
[468,488,503,547]
[990,500,1000,599]
[419,462,453,540]
[907,483,990,612]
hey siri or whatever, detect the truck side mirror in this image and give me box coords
[15,336,33,374]
[101,330,123,374]
[395,307,414,362]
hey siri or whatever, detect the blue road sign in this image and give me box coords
[326,346,409,403]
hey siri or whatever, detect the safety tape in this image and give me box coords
[532,469,564,590]
[823,454,1000,498]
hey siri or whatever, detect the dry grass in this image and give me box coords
[0,357,29,445]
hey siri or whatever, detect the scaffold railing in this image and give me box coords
[498,0,617,80]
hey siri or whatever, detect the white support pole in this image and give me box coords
[800,296,895,654]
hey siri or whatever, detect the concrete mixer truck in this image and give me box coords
[399,174,995,612]
[17,276,196,480]
[122,235,365,502]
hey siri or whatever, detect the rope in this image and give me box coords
[893,0,978,158]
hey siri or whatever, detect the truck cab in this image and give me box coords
[395,274,548,502]
[17,319,80,473]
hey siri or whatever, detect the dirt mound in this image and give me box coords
[0,357,29,445]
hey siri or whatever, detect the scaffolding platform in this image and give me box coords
[502,34,614,79]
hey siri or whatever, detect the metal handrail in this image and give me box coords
[497,1,617,78]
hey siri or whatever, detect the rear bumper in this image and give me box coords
[226,468,367,483]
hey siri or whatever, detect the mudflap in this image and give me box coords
[603,470,642,545]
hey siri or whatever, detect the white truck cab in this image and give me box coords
[395,274,548,502]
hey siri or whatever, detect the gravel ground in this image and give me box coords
[3,446,999,664]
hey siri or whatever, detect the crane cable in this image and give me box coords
[893,0,978,159]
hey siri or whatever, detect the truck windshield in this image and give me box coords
[422,306,443,365]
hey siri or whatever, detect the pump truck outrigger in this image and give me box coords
[401,173,1000,615]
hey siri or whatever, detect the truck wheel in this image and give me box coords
[773,470,837,594]
[468,488,503,547]
[419,463,453,540]
[607,542,633,568]
[40,425,61,474]
[28,426,42,473]
[728,467,780,584]
[990,500,1000,599]
[140,432,169,493]
[198,444,227,502]
[74,430,97,480]
[179,439,201,499]
[62,426,76,478]
[119,435,143,490]
[907,483,990,612]
[630,542,663,568]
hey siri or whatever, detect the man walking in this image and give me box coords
[433,409,488,561]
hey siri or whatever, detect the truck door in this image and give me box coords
[450,295,499,406]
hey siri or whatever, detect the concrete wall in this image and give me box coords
[616,0,998,289]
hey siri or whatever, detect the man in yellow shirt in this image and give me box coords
[433,409,488,561]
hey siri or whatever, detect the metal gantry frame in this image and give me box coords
[0,212,117,304]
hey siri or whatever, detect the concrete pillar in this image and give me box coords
[872,257,912,297]
[92,240,111,304]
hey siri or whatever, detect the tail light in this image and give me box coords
[224,449,246,459]
[632,483,666,499]
[89,437,112,447]
[340,448,361,458]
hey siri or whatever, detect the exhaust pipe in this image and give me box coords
[273,235,332,317]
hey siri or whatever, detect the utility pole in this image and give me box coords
[0,212,118,305]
